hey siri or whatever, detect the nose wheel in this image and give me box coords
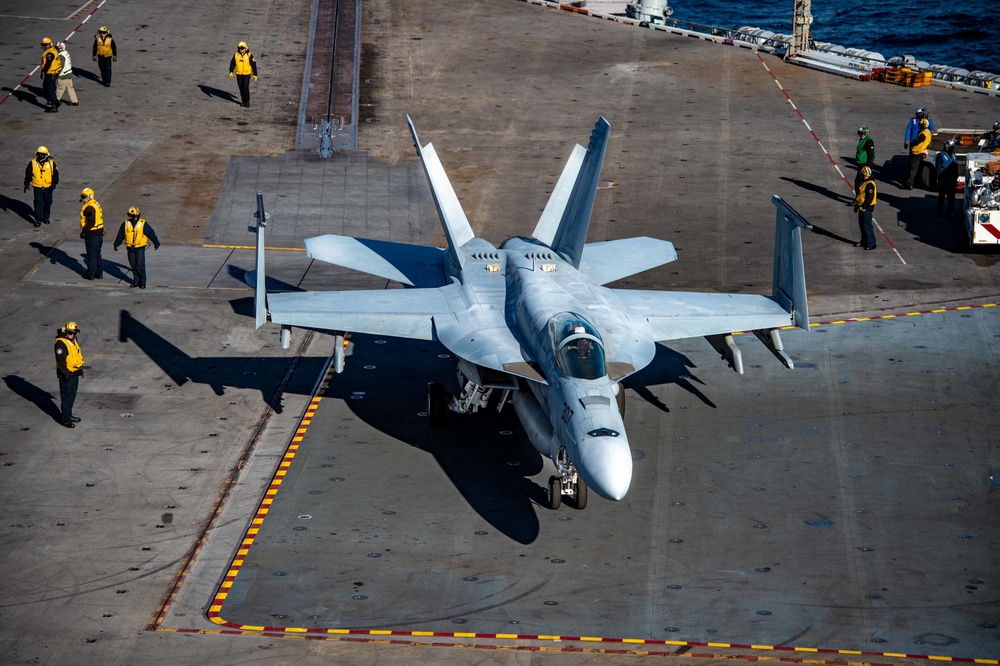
[547,472,587,510]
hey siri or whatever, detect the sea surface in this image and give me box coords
[668,0,997,74]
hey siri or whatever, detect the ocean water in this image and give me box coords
[668,0,997,74]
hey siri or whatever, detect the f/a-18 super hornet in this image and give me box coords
[247,116,810,510]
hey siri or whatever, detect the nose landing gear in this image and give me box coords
[547,447,587,510]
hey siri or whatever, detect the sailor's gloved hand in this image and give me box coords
[113,245,119,252]
[93,55,97,61]
[229,72,233,79]
[80,231,86,239]
[23,185,28,192]
[154,244,160,250]
[112,56,117,62]
[252,75,257,82]
[903,142,909,150]
[853,204,859,213]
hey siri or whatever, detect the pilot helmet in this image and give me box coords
[857,125,869,137]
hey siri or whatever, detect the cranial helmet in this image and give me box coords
[128,206,140,217]
[64,321,80,334]
[858,125,869,136]
[238,41,248,49]
[860,166,872,179]
[80,187,94,199]
[916,107,927,118]
[36,145,49,155]
[41,37,53,46]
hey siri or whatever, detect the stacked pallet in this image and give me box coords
[874,67,933,87]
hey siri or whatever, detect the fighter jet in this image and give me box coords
[247,116,810,509]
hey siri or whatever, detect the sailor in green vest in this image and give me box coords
[854,125,875,191]
[113,206,161,289]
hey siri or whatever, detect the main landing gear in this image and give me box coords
[426,375,496,427]
[547,447,587,510]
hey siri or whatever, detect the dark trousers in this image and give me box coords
[906,154,923,188]
[127,245,147,285]
[858,209,876,248]
[97,56,113,86]
[58,373,79,421]
[84,233,104,278]
[937,178,958,216]
[32,187,53,223]
[43,76,59,107]
[236,74,251,106]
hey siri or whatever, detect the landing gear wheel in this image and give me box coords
[572,476,588,510]
[427,382,447,426]
[547,475,562,510]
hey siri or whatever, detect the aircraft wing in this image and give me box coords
[614,290,795,341]
[580,238,677,285]
[267,284,540,380]
[305,235,446,287]
[267,287,452,340]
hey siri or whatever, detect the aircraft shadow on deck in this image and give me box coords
[120,308,725,543]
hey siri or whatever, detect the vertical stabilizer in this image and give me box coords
[407,115,475,270]
[535,117,611,267]
[770,195,810,331]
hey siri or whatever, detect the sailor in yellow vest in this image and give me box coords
[854,166,878,251]
[92,26,117,87]
[228,41,258,107]
[54,321,85,428]
[40,36,62,112]
[23,146,59,227]
[905,118,932,190]
[79,187,105,280]
[113,207,161,288]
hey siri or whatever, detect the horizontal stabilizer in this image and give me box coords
[305,235,446,287]
[579,237,677,285]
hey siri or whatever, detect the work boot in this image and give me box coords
[60,419,75,428]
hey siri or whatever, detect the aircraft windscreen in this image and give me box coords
[548,313,606,380]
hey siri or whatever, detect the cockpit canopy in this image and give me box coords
[548,312,606,380]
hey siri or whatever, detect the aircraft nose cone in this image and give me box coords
[576,435,633,500]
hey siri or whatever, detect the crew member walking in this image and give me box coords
[854,166,878,251]
[93,26,117,87]
[113,206,160,288]
[40,36,62,112]
[54,321,84,428]
[54,42,79,106]
[24,146,59,227]
[855,125,876,191]
[79,188,105,280]
[228,41,258,107]
[935,140,959,218]
[905,118,932,190]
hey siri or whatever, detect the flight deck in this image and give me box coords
[0,0,997,664]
